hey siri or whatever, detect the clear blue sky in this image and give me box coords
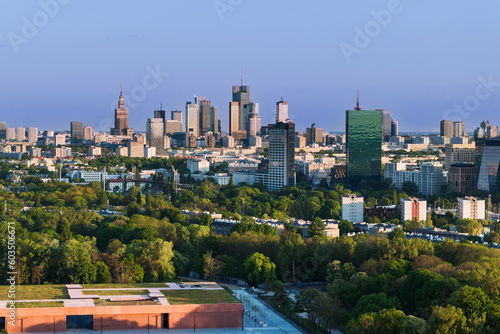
[1,0,499,133]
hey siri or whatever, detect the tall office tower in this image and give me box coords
[16,127,26,142]
[0,122,6,140]
[27,127,38,144]
[84,126,93,141]
[154,106,166,122]
[440,120,454,138]
[199,99,212,136]
[453,121,465,137]
[391,119,398,137]
[381,109,392,142]
[205,131,215,148]
[420,163,446,196]
[306,123,323,146]
[111,88,132,136]
[246,102,261,137]
[210,106,219,135]
[476,138,500,193]
[171,110,183,129]
[165,120,182,135]
[229,84,253,140]
[6,128,15,141]
[257,121,295,191]
[346,99,383,186]
[70,121,84,144]
[276,99,288,123]
[127,141,144,158]
[448,163,476,194]
[185,100,200,137]
[146,118,165,154]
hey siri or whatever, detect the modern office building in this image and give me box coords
[171,110,183,128]
[445,143,476,170]
[381,109,392,142]
[84,126,93,141]
[476,138,500,193]
[70,122,84,144]
[111,88,132,136]
[453,121,465,138]
[346,101,382,186]
[420,163,446,196]
[306,123,323,146]
[127,141,144,158]
[55,134,66,146]
[391,119,398,137]
[245,102,260,137]
[154,107,166,122]
[276,99,288,123]
[165,120,182,135]
[185,100,200,137]
[146,118,165,154]
[229,84,258,140]
[457,196,485,220]
[16,126,26,142]
[401,197,427,222]
[0,122,6,140]
[27,127,38,144]
[199,99,212,136]
[448,163,476,194]
[440,120,454,138]
[341,194,364,223]
[255,122,295,190]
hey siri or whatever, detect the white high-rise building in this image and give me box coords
[186,100,200,137]
[457,197,485,220]
[276,99,288,123]
[55,134,66,146]
[401,197,427,222]
[341,194,364,223]
[420,163,446,197]
[27,127,38,144]
[16,127,26,142]
[6,128,16,141]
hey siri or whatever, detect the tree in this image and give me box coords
[339,219,354,234]
[163,178,169,195]
[426,305,468,334]
[308,217,325,237]
[170,177,177,201]
[203,251,224,281]
[388,227,405,240]
[243,252,277,286]
[136,190,142,206]
[146,189,152,208]
[450,285,489,317]
[402,181,419,196]
[229,175,234,187]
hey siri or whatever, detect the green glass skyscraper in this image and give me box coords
[346,100,383,186]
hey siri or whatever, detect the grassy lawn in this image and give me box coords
[95,299,159,306]
[82,290,149,296]
[162,289,240,305]
[17,301,64,308]
[83,283,169,289]
[0,285,69,300]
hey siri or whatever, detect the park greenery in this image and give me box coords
[0,157,499,333]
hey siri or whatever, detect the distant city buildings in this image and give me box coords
[276,99,288,123]
[306,123,323,146]
[70,121,84,144]
[474,120,498,140]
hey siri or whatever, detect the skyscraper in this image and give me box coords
[27,127,38,144]
[171,110,182,124]
[346,99,382,186]
[154,105,166,122]
[256,121,295,190]
[6,128,15,141]
[84,126,93,141]
[111,87,132,136]
[453,121,465,137]
[276,99,288,123]
[199,99,212,136]
[391,119,398,137]
[16,127,26,142]
[70,122,84,144]
[230,84,254,140]
[146,118,165,154]
[0,122,6,140]
[440,120,454,138]
[186,99,200,137]
[476,138,500,193]
[381,109,392,142]
[306,123,323,146]
[246,102,261,137]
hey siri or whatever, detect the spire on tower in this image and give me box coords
[355,90,361,110]
[118,85,125,109]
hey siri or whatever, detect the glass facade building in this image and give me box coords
[346,109,382,186]
[476,139,500,193]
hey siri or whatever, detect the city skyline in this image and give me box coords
[1,1,500,132]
